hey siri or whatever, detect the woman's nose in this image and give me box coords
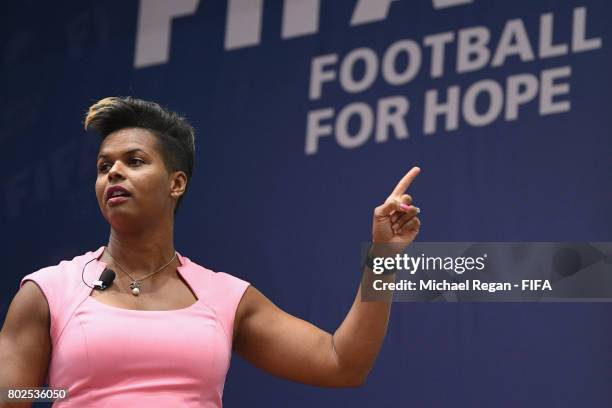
[107,161,125,180]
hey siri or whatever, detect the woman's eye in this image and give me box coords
[97,158,143,173]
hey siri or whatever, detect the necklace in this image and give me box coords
[105,248,177,296]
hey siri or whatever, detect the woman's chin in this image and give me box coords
[103,208,138,229]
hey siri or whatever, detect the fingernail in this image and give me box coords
[400,203,410,211]
[415,207,421,214]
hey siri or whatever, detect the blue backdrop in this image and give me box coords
[1,1,611,406]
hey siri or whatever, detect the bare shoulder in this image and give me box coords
[232,285,272,343]
[2,280,50,336]
[14,281,49,319]
[0,280,51,388]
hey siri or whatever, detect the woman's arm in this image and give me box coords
[0,281,52,408]
[233,167,421,387]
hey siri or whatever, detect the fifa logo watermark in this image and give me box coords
[134,0,474,68]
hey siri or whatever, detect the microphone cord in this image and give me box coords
[81,257,99,289]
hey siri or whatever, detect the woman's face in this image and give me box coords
[95,128,184,230]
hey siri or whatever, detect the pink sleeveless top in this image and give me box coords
[19,246,250,407]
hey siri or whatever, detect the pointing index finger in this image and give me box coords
[390,166,421,197]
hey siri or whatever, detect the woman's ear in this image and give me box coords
[170,171,188,198]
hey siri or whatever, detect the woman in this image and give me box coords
[0,97,421,407]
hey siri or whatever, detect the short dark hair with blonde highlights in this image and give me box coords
[84,96,195,214]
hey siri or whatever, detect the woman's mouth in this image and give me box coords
[105,185,132,205]
[108,195,131,206]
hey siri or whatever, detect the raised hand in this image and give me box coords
[371,167,421,253]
